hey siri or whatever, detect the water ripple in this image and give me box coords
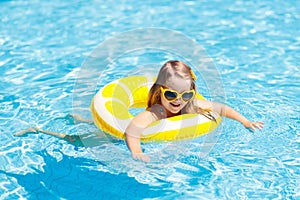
[0,0,299,199]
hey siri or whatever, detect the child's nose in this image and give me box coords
[174,97,182,103]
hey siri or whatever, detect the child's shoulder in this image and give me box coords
[131,110,157,128]
[194,99,213,110]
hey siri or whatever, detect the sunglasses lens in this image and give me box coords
[164,90,177,101]
[182,91,194,101]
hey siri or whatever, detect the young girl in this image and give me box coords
[125,60,264,162]
[16,60,263,161]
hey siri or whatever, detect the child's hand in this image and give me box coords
[243,121,264,132]
[132,153,150,163]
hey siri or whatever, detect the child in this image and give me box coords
[125,60,264,162]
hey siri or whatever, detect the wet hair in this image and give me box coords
[147,60,216,122]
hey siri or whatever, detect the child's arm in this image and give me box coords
[125,111,156,162]
[196,100,264,131]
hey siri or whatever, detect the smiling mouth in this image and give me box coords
[170,102,180,107]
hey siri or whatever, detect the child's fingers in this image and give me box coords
[255,122,264,130]
[141,155,150,163]
[250,122,264,131]
[132,153,150,163]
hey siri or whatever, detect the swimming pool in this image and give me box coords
[1,0,299,199]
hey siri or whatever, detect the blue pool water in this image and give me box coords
[1,0,299,199]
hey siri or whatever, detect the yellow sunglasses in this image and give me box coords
[160,87,195,102]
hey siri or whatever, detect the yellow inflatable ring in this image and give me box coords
[90,75,221,142]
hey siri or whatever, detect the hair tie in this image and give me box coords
[190,69,197,81]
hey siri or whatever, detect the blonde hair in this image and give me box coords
[147,60,216,121]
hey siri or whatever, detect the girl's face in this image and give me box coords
[160,77,192,117]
